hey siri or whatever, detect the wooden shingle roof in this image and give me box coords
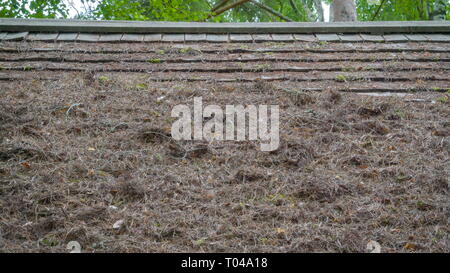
[0,19,449,93]
[1,19,449,253]
[0,19,449,43]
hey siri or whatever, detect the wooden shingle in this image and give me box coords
[162,34,185,42]
[293,34,317,42]
[383,34,409,42]
[99,34,123,42]
[121,34,144,42]
[77,33,99,42]
[144,34,162,42]
[315,34,340,42]
[230,34,253,42]
[185,34,206,42]
[206,34,228,43]
[252,34,272,42]
[57,33,78,41]
[27,33,58,41]
[271,34,294,42]
[4,32,28,40]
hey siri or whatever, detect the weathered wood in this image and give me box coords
[338,34,363,42]
[3,64,446,73]
[121,34,144,42]
[360,34,385,42]
[144,34,162,42]
[2,19,448,34]
[162,34,185,42]
[2,69,447,89]
[3,32,28,40]
[2,45,448,54]
[315,33,340,42]
[383,34,409,42]
[424,34,450,42]
[27,33,58,41]
[57,33,78,41]
[77,33,99,42]
[99,34,123,42]
[0,32,7,39]
[271,34,294,41]
[230,34,253,42]
[405,34,428,42]
[2,46,448,55]
[293,34,317,42]
[2,55,447,64]
[206,34,228,43]
[252,34,272,42]
[185,34,206,42]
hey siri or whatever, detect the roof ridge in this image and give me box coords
[0,18,449,34]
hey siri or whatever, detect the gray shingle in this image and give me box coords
[315,34,340,42]
[252,34,272,42]
[230,34,253,42]
[77,33,99,42]
[423,34,450,42]
[144,34,162,42]
[99,34,123,42]
[185,34,206,42]
[383,34,409,42]
[206,34,228,43]
[27,33,58,41]
[405,34,428,42]
[162,34,185,42]
[360,34,384,42]
[338,34,363,42]
[121,34,144,42]
[293,34,317,42]
[57,33,78,42]
[271,34,294,42]
[4,32,28,41]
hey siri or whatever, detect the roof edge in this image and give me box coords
[0,18,449,34]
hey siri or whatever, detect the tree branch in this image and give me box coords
[288,0,301,16]
[212,0,233,12]
[297,0,315,21]
[313,0,324,22]
[249,0,294,22]
[208,0,252,18]
[371,0,387,21]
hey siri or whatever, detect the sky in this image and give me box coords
[64,0,331,21]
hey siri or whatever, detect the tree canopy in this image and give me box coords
[0,0,448,22]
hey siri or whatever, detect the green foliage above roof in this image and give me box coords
[0,0,448,22]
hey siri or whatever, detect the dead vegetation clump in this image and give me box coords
[245,80,276,94]
[286,173,354,203]
[352,120,390,135]
[0,59,448,253]
[356,103,390,117]
[287,91,316,106]
[138,127,171,144]
[233,168,266,183]
[107,173,146,201]
[167,141,210,159]
[322,89,342,104]
[266,139,316,168]
[0,145,46,161]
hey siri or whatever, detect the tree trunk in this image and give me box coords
[330,0,357,22]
